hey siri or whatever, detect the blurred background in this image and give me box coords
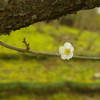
[0,8,100,100]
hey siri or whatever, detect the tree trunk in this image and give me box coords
[0,0,100,35]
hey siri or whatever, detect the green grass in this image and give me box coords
[0,23,100,99]
[0,91,100,100]
[0,58,99,83]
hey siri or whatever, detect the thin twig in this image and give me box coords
[22,38,30,50]
[0,41,100,60]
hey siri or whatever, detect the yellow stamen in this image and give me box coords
[64,49,70,55]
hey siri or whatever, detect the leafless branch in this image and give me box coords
[0,40,100,60]
[22,38,30,50]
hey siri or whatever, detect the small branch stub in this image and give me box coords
[22,38,30,50]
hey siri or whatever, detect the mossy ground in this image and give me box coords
[0,23,100,100]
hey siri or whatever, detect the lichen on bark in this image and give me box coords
[0,0,100,35]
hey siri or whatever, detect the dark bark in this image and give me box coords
[0,0,100,35]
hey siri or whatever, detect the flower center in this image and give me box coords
[64,48,70,55]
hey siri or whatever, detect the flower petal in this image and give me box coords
[67,53,73,60]
[70,46,74,52]
[64,42,72,49]
[59,46,64,54]
[61,54,68,60]
[61,53,73,60]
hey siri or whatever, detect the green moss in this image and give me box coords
[32,15,37,20]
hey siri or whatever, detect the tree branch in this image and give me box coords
[0,0,100,35]
[0,41,100,60]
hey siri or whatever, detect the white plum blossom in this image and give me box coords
[94,73,100,78]
[59,42,74,60]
